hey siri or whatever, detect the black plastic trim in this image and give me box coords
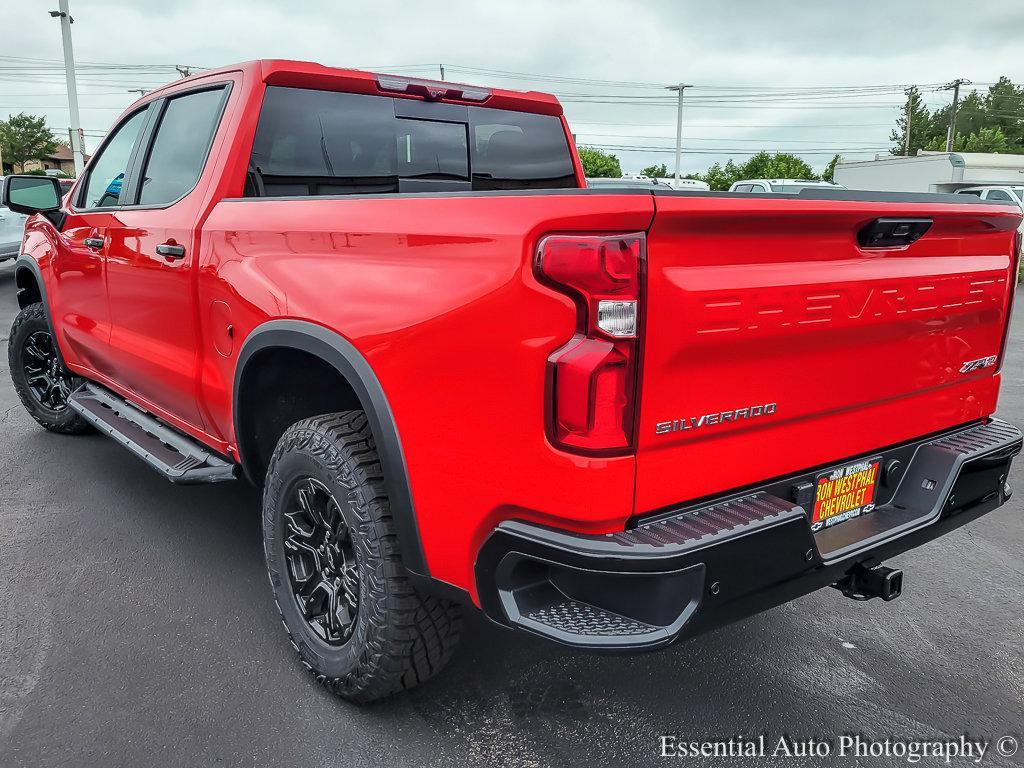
[233,320,430,578]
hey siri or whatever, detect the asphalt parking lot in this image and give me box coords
[0,260,1022,768]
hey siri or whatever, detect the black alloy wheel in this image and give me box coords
[283,477,360,646]
[21,330,73,411]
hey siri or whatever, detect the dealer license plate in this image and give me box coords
[810,457,881,532]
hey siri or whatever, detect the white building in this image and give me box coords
[834,152,1024,194]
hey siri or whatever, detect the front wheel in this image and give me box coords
[263,411,463,703]
[8,304,90,434]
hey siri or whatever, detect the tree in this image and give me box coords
[925,126,1012,153]
[0,113,60,170]
[640,163,668,178]
[689,152,820,190]
[577,146,622,178]
[888,78,1024,155]
[821,154,842,183]
[696,160,742,190]
[889,87,932,155]
[740,151,817,181]
[985,76,1024,147]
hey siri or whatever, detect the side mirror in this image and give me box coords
[2,175,62,216]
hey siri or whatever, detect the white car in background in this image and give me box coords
[585,175,712,191]
[729,179,845,193]
[954,186,1024,242]
[0,177,29,262]
[954,185,1024,206]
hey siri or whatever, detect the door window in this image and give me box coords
[984,189,1015,202]
[79,108,148,209]
[138,88,226,205]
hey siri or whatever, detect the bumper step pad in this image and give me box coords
[69,383,236,484]
[490,491,803,648]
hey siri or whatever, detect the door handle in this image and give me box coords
[156,242,186,260]
[84,237,104,250]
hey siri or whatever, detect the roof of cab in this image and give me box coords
[151,59,563,117]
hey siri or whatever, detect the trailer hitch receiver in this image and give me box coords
[834,563,903,602]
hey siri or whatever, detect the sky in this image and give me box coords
[2,0,1023,176]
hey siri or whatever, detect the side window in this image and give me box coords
[138,88,226,206]
[733,184,752,192]
[80,108,147,209]
[957,189,983,197]
[984,189,1014,202]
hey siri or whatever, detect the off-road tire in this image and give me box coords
[8,303,90,434]
[263,411,463,703]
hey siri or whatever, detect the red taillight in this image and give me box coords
[535,233,644,455]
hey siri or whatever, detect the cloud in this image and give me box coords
[3,0,1022,173]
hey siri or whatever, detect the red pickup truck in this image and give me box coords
[4,60,1022,703]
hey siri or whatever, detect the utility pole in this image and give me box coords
[128,88,148,97]
[49,0,84,176]
[942,78,971,152]
[903,87,914,156]
[667,82,692,185]
[439,64,445,81]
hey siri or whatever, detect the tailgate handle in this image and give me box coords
[857,218,932,249]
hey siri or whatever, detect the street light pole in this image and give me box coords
[51,0,85,176]
[667,83,692,185]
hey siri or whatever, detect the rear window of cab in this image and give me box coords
[245,86,577,197]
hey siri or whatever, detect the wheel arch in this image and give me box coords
[14,256,45,310]
[233,319,428,577]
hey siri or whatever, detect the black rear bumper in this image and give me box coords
[475,419,1022,650]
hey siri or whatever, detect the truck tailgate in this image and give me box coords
[636,194,1021,514]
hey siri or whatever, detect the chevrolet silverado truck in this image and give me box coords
[3,60,1022,703]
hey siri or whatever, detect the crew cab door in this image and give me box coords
[102,85,230,430]
[55,107,150,373]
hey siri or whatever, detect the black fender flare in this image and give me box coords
[233,319,429,578]
[14,255,48,311]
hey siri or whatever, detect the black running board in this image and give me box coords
[69,383,237,484]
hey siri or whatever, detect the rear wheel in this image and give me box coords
[263,411,463,702]
[8,304,90,434]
